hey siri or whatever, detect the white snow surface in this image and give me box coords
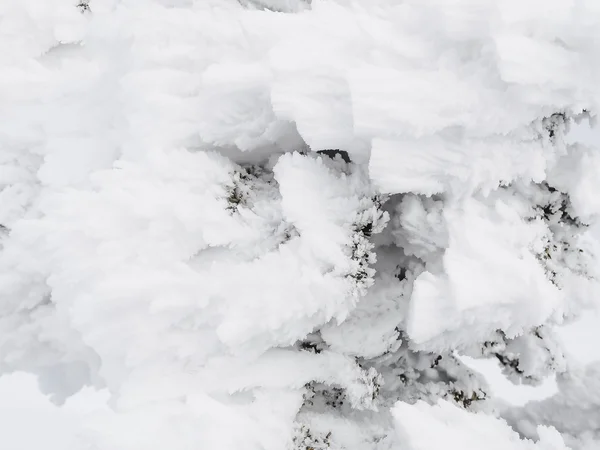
[2,0,600,449]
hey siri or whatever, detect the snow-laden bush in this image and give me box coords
[1,0,600,449]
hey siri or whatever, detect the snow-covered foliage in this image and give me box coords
[1,0,600,449]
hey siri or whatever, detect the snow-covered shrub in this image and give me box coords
[1,0,600,449]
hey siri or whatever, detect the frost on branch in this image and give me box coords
[76,0,91,13]
[369,342,489,412]
[347,195,388,294]
[292,424,331,450]
[520,181,591,292]
[475,328,566,386]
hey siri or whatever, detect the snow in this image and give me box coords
[1,0,600,449]
[460,356,559,407]
[393,399,569,450]
[0,372,109,450]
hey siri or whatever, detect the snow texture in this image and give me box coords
[1,0,600,449]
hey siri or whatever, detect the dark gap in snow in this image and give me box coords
[315,149,352,164]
